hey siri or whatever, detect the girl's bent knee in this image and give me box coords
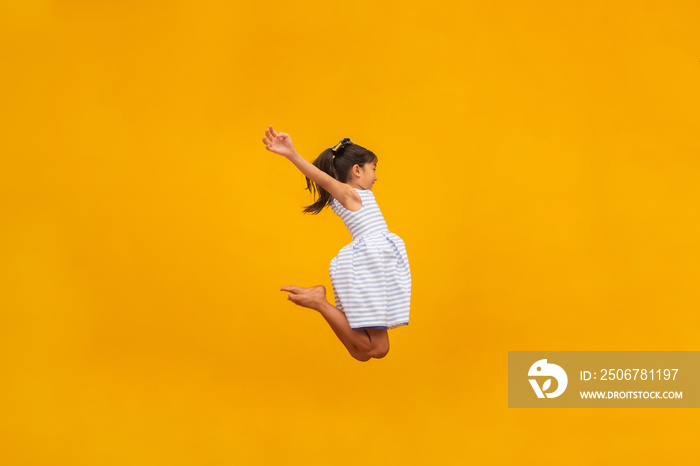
[352,351,372,362]
[368,345,389,359]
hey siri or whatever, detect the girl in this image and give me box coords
[262,125,411,362]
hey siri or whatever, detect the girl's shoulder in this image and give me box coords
[333,188,368,212]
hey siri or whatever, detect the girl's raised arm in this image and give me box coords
[263,125,351,203]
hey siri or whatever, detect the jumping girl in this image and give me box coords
[262,125,412,362]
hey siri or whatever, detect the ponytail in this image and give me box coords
[302,148,336,214]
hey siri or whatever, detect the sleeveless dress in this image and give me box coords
[329,188,411,330]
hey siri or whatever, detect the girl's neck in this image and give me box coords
[346,182,368,190]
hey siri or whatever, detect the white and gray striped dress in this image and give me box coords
[329,187,411,330]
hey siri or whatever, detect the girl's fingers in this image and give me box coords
[263,127,287,151]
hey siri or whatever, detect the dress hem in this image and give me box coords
[351,322,409,331]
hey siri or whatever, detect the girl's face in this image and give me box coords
[358,161,378,189]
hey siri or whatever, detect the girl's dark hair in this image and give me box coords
[302,141,378,215]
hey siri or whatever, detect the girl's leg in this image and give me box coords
[280,285,390,361]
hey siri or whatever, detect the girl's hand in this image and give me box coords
[262,125,296,159]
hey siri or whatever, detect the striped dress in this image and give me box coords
[329,187,411,330]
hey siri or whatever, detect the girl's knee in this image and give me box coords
[367,343,390,359]
[365,329,390,358]
[350,348,372,362]
[351,347,387,361]
[350,328,390,360]
[354,353,372,362]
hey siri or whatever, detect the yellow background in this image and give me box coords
[2,0,699,464]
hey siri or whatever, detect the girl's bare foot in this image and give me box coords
[280,285,327,311]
